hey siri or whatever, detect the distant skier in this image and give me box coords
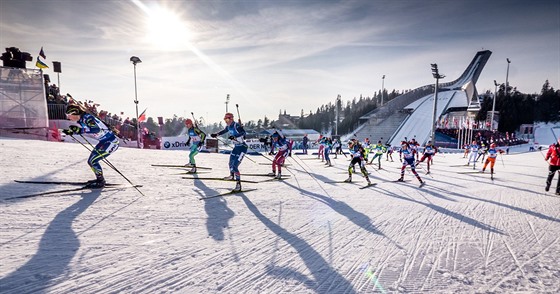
[481,143,504,177]
[408,138,420,160]
[210,112,247,192]
[477,142,488,163]
[385,143,394,162]
[398,142,425,186]
[316,135,325,160]
[544,138,560,195]
[302,134,309,154]
[466,140,480,168]
[323,137,333,166]
[62,102,119,188]
[268,130,292,178]
[368,140,386,169]
[344,139,372,185]
[184,118,206,173]
[417,140,437,174]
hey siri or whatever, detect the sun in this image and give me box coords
[145,6,190,50]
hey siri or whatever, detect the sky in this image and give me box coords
[1,0,559,125]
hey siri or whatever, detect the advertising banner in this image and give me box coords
[161,135,190,150]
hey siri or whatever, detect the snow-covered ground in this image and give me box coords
[1,136,559,293]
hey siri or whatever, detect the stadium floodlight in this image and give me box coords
[430,63,445,145]
[130,56,142,148]
[505,58,511,95]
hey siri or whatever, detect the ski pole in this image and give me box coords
[214,136,257,164]
[235,104,242,125]
[72,134,145,196]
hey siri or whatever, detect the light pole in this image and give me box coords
[225,94,230,112]
[492,80,498,130]
[335,94,341,136]
[430,64,445,145]
[130,56,142,148]
[505,58,511,95]
[381,75,385,106]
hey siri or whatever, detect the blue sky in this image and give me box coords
[1,0,559,124]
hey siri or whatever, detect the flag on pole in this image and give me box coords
[138,108,147,122]
[39,47,46,59]
[35,58,49,69]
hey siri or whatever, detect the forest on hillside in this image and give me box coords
[141,80,559,137]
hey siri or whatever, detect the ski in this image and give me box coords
[199,188,258,200]
[174,171,211,175]
[5,184,142,200]
[241,173,291,177]
[260,177,288,182]
[181,177,259,183]
[390,179,412,183]
[14,180,142,187]
[151,164,212,170]
[258,163,291,166]
[359,183,377,189]
[324,181,362,184]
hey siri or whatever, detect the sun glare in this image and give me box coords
[146,7,190,50]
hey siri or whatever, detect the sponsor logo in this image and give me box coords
[163,141,189,149]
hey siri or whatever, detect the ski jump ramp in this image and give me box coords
[388,50,491,146]
[351,50,492,146]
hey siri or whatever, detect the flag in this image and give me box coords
[36,57,49,69]
[138,108,147,122]
[39,47,46,59]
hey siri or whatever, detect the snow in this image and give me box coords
[1,136,559,293]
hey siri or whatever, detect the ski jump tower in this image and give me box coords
[349,50,492,146]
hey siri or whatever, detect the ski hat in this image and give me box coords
[185,119,193,126]
[490,143,496,148]
[224,112,234,120]
[271,132,280,139]
[65,103,85,115]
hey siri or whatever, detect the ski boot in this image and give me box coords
[275,173,282,179]
[188,165,197,173]
[419,180,426,188]
[232,181,242,192]
[267,172,276,177]
[85,176,105,189]
[223,174,234,181]
[344,176,352,183]
[397,177,404,182]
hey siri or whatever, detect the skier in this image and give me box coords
[368,140,386,169]
[398,142,425,186]
[544,138,560,194]
[466,140,480,169]
[323,137,333,166]
[316,135,325,160]
[416,140,437,174]
[477,142,488,163]
[384,143,393,162]
[409,138,420,160]
[62,102,119,188]
[481,143,504,176]
[184,118,206,173]
[210,112,247,192]
[268,130,292,178]
[344,139,372,185]
[332,138,342,159]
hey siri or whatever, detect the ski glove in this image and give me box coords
[228,135,236,140]
[62,129,73,135]
[69,125,81,134]
[210,133,217,138]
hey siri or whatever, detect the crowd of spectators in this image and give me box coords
[44,85,138,140]
[437,128,527,147]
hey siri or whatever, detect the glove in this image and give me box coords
[69,125,81,134]
[62,129,73,135]
[210,133,217,138]
[228,135,236,140]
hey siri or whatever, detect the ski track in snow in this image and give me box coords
[1,138,559,293]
